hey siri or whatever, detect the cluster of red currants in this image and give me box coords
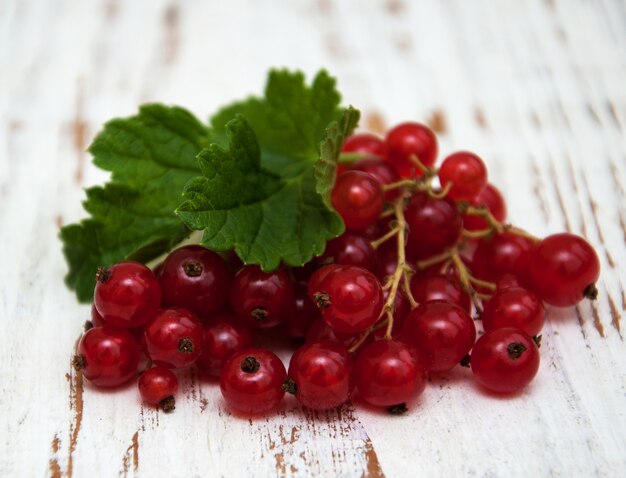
[73,121,601,415]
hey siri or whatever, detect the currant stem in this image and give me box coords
[416,250,452,271]
[409,154,433,175]
[402,270,418,309]
[464,206,504,233]
[427,181,452,199]
[371,227,401,250]
[382,179,420,192]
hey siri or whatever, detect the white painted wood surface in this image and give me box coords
[1,0,625,476]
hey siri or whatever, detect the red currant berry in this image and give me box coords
[229,265,295,329]
[496,273,521,290]
[409,273,471,312]
[159,245,231,318]
[220,348,286,414]
[313,265,384,334]
[463,184,507,231]
[307,264,341,299]
[90,304,105,327]
[384,122,438,177]
[482,286,545,337]
[342,133,385,157]
[373,289,410,339]
[352,155,401,200]
[405,193,462,259]
[529,233,600,307]
[473,232,535,283]
[374,239,398,282]
[320,233,377,271]
[306,320,358,347]
[354,340,427,409]
[73,326,140,387]
[285,341,354,410]
[94,261,161,328]
[438,151,488,201]
[402,301,476,372]
[471,327,540,393]
[144,308,204,369]
[196,313,255,377]
[331,171,383,231]
[285,286,320,345]
[138,367,178,411]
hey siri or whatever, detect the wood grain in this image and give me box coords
[1,0,625,476]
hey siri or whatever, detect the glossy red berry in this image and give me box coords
[352,156,401,200]
[220,348,286,414]
[529,233,601,307]
[285,286,320,344]
[463,183,507,231]
[74,326,139,388]
[354,340,427,409]
[384,122,438,177]
[473,232,536,283]
[313,265,384,334]
[331,171,383,231]
[471,327,540,393]
[307,264,341,299]
[482,286,545,337]
[320,233,377,271]
[229,265,295,329]
[405,193,463,259]
[285,341,354,410]
[306,320,359,347]
[159,245,231,318]
[438,151,488,200]
[409,273,471,312]
[94,261,161,328]
[144,308,204,369]
[138,367,178,411]
[402,301,476,372]
[342,133,385,157]
[196,313,255,377]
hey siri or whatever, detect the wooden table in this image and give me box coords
[1,0,625,476]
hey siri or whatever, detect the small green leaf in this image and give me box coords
[60,104,210,302]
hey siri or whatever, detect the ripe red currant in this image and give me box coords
[138,367,178,411]
[220,348,286,414]
[354,340,427,410]
[94,261,161,328]
[229,265,295,329]
[342,133,385,157]
[529,233,600,307]
[320,233,377,271]
[285,341,354,410]
[438,151,488,200]
[196,313,255,377]
[312,265,384,334]
[471,327,540,393]
[402,301,476,372]
[284,286,320,345]
[306,320,359,347]
[482,286,545,337]
[331,171,383,231]
[409,273,471,312]
[144,308,204,369]
[473,232,536,283]
[352,155,401,200]
[159,245,231,318]
[384,122,438,177]
[73,326,140,387]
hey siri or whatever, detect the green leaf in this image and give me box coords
[177,70,359,270]
[60,104,210,302]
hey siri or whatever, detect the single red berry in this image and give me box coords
[342,133,385,157]
[473,232,536,283]
[138,367,178,411]
[159,245,231,319]
[73,326,139,388]
[438,151,488,200]
[220,348,286,414]
[374,239,399,282]
[320,233,377,271]
[409,273,471,312]
[94,261,161,328]
[331,171,384,231]
[307,264,341,299]
[354,340,427,409]
[471,327,540,393]
[352,155,401,200]
[285,341,354,410]
[463,183,507,231]
[313,265,384,334]
[496,273,521,290]
[306,320,359,347]
[405,193,463,259]
[196,313,255,377]
[229,265,295,329]
[482,286,545,337]
[384,122,438,177]
[285,286,321,345]
[529,233,600,307]
[144,308,204,369]
[402,301,476,372]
